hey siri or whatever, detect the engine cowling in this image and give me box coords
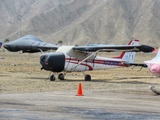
[40,52,65,72]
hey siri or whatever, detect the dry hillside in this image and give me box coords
[0,0,160,46]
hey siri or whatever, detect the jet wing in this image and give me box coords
[73,45,154,53]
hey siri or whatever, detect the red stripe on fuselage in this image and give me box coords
[65,58,128,69]
[65,58,93,70]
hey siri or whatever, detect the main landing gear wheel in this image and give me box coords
[58,73,64,80]
[50,75,55,81]
[85,74,91,81]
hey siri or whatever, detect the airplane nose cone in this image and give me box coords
[3,43,8,49]
[150,65,160,73]
[3,43,12,51]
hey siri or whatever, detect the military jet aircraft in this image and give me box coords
[3,35,58,53]
[4,35,154,81]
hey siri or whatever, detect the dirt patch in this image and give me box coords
[0,51,159,94]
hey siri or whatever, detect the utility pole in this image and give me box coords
[17,12,22,38]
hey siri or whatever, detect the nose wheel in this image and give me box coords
[50,75,55,81]
[50,73,65,81]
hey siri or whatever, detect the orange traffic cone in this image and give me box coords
[75,83,84,96]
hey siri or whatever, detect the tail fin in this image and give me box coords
[114,40,139,63]
[150,47,160,62]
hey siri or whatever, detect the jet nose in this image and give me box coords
[3,43,8,49]
[3,43,13,51]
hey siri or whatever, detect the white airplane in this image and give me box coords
[3,35,154,81]
[144,47,160,77]
[40,40,149,81]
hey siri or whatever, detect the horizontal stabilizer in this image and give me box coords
[128,63,147,68]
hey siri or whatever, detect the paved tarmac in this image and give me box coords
[0,87,160,120]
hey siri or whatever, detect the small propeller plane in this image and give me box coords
[4,35,154,81]
[144,47,160,77]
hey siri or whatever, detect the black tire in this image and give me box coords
[85,74,91,81]
[50,75,55,81]
[58,73,64,80]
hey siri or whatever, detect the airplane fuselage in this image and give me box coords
[64,54,128,72]
[40,52,129,73]
[144,62,160,77]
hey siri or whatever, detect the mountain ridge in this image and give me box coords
[0,0,160,47]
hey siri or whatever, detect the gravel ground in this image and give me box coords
[0,51,159,94]
[1,51,160,120]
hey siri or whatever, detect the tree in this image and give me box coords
[58,40,63,45]
[4,38,9,43]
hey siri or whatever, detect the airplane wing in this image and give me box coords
[4,35,154,53]
[73,45,154,53]
[30,42,59,50]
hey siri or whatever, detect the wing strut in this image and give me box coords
[38,48,44,54]
[71,50,99,71]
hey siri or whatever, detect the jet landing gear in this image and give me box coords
[82,72,91,81]
[50,73,65,81]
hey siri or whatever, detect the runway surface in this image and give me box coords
[1,88,160,120]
